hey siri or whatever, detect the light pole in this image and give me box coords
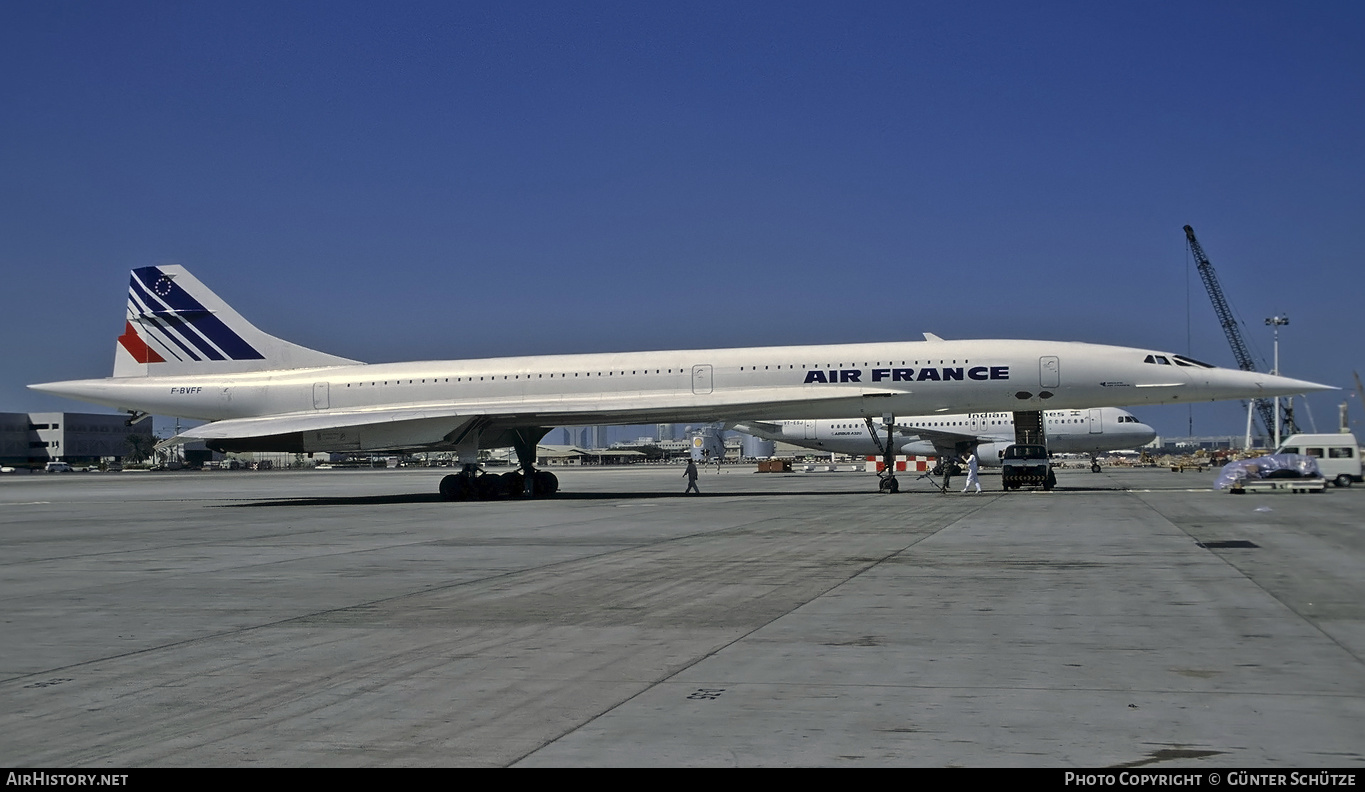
[1266,315,1289,447]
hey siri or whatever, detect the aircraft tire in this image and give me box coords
[439,474,471,502]
[476,473,506,500]
[502,470,525,497]
[533,470,559,497]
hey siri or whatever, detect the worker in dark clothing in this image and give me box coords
[941,455,958,493]
[684,458,701,494]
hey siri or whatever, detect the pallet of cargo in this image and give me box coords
[1229,477,1327,494]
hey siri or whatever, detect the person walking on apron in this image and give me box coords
[962,448,981,493]
[684,458,701,494]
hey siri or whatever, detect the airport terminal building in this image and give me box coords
[0,412,153,467]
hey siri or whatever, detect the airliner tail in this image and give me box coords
[113,266,358,377]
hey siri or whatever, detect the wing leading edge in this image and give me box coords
[174,386,907,453]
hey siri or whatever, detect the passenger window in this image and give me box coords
[1328,447,1354,458]
[1306,448,1324,457]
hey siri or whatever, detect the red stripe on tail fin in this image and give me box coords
[118,321,165,363]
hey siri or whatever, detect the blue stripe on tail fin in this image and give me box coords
[114,266,360,377]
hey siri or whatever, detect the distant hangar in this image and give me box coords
[0,412,152,467]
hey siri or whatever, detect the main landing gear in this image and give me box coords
[438,464,559,501]
[437,426,558,501]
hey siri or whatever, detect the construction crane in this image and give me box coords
[1183,225,1278,438]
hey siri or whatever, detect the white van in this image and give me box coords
[44,461,73,473]
[1275,433,1362,488]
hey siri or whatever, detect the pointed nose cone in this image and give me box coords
[1248,371,1337,398]
[1188,368,1334,403]
[1135,423,1158,446]
[1199,368,1336,402]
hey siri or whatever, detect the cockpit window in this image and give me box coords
[1172,355,1215,369]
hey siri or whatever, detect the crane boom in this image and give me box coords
[1183,225,1276,437]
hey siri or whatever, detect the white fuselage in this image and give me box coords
[29,263,1334,475]
[35,338,1320,454]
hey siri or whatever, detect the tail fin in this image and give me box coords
[113,265,359,377]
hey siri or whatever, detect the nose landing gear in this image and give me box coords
[865,415,899,494]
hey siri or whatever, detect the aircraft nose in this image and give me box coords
[1209,369,1336,399]
[1253,372,1337,397]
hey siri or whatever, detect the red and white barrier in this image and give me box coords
[865,455,935,473]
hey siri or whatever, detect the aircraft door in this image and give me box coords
[969,414,986,434]
[803,421,817,441]
[313,382,330,410]
[1089,409,1103,434]
[1039,356,1060,389]
[692,365,713,395]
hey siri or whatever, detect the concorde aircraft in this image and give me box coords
[29,266,1329,500]
[730,407,1158,470]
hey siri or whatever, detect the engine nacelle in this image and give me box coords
[972,442,1012,468]
[893,439,1013,467]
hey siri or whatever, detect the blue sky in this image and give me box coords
[3,1,1362,440]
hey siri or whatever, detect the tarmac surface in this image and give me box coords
[1,463,1362,767]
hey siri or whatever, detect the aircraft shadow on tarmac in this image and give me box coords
[216,484,1129,508]
[220,489,943,508]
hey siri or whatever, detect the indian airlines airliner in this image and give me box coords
[730,407,1157,468]
[29,266,1329,500]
